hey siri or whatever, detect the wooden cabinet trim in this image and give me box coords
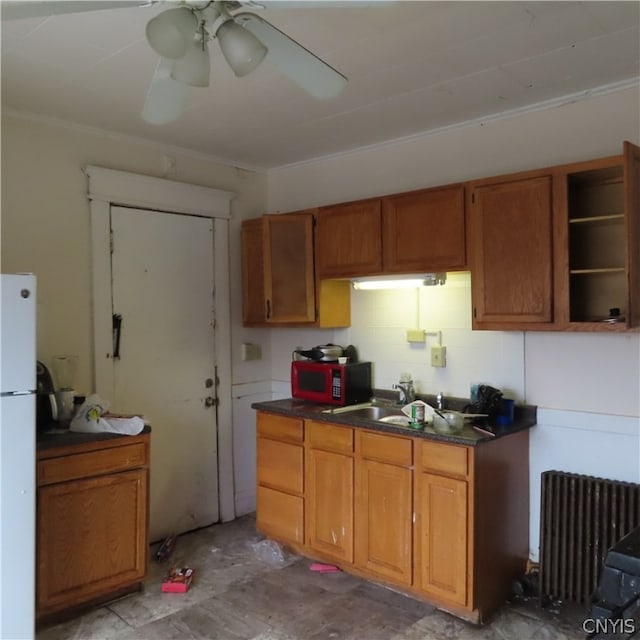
[357,430,412,467]
[37,442,148,486]
[418,440,468,478]
[257,437,304,495]
[256,485,304,545]
[306,420,354,454]
[257,412,304,443]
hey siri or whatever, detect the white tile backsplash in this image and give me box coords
[343,275,525,402]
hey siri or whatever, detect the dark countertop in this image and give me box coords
[37,424,151,452]
[251,396,536,447]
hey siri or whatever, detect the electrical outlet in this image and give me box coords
[241,343,262,361]
[430,345,446,368]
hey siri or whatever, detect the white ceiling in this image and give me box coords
[2,1,638,170]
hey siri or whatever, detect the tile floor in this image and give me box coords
[37,514,590,640]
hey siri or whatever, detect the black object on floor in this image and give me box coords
[589,525,640,638]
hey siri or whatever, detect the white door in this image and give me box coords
[110,206,218,541]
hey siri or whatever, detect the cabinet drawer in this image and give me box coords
[306,420,353,454]
[419,440,468,478]
[358,431,412,467]
[256,486,304,544]
[257,412,304,443]
[257,437,304,494]
[37,442,148,486]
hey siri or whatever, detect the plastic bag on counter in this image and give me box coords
[69,394,144,435]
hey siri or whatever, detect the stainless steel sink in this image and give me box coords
[340,405,403,421]
[323,400,409,424]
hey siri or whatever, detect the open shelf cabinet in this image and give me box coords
[562,142,640,329]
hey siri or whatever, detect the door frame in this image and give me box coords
[85,165,236,522]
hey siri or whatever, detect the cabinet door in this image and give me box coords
[382,185,466,272]
[306,448,353,563]
[355,458,412,585]
[263,212,315,322]
[316,200,382,277]
[469,176,553,325]
[414,471,467,606]
[241,218,267,325]
[625,141,640,328]
[36,469,148,614]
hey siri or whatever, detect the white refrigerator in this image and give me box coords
[0,274,36,640]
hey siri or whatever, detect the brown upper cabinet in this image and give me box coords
[315,198,382,277]
[241,218,267,326]
[382,185,466,273]
[241,211,351,327]
[468,141,639,331]
[242,141,638,332]
[557,141,640,330]
[315,186,466,279]
[263,212,316,323]
[468,175,554,328]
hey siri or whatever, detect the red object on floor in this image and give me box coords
[310,562,341,573]
[161,567,194,593]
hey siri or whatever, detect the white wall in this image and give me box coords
[265,86,640,560]
[0,112,269,517]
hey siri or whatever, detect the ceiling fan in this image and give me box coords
[3,0,349,125]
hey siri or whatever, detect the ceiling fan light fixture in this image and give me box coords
[216,19,267,77]
[170,36,210,88]
[146,7,198,60]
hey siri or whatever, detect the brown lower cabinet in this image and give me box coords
[36,432,150,623]
[256,411,529,623]
[306,421,354,563]
[355,430,413,586]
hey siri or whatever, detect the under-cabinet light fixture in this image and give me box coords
[352,273,446,290]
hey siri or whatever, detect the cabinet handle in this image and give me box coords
[266,299,271,319]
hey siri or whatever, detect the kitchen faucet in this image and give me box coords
[393,380,415,404]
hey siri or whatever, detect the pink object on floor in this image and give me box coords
[310,562,341,573]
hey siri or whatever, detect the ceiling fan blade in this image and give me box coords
[142,58,188,125]
[1,1,149,21]
[235,12,347,99]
